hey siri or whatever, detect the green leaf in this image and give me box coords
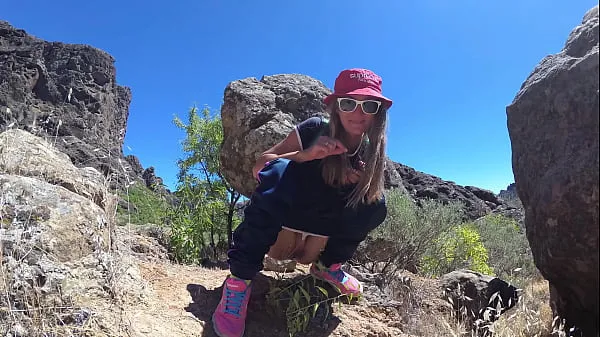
[292,290,300,308]
[299,285,311,305]
[315,286,328,298]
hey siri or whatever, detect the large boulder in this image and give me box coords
[0,21,144,187]
[506,6,599,335]
[0,129,146,336]
[220,73,331,196]
[220,74,507,220]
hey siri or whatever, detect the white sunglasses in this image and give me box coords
[336,97,381,114]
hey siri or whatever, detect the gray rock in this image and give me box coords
[0,20,144,188]
[440,270,519,330]
[0,128,147,335]
[0,129,107,207]
[220,74,330,197]
[498,183,518,202]
[506,5,599,336]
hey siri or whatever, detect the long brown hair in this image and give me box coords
[320,102,388,208]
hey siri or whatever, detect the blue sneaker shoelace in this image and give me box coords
[319,264,347,284]
[224,288,247,317]
[327,268,347,283]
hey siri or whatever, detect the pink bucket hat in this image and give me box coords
[323,68,393,108]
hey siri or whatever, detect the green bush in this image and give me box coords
[167,176,234,264]
[167,106,242,264]
[422,223,494,276]
[117,182,169,225]
[475,214,537,282]
[371,188,465,275]
[266,275,353,337]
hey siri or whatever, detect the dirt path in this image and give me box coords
[112,259,411,337]
[120,261,227,337]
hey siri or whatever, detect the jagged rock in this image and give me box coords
[142,166,170,195]
[0,21,145,188]
[388,162,500,219]
[493,183,525,227]
[0,129,147,335]
[0,129,106,207]
[498,183,518,202]
[220,74,503,220]
[125,154,144,177]
[506,6,599,336]
[440,270,519,330]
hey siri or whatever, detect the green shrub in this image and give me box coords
[168,106,242,264]
[117,182,169,225]
[370,188,465,276]
[475,214,537,282]
[167,176,233,264]
[266,275,353,337]
[422,223,494,276]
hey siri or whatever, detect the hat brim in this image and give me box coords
[324,88,393,108]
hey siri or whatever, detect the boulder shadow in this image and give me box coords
[185,273,341,337]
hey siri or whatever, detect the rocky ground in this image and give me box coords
[0,124,531,337]
[67,225,531,337]
[83,224,444,337]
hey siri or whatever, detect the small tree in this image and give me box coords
[170,105,241,263]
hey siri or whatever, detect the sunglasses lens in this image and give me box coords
[338,98,357,112]
[362,101,380,114]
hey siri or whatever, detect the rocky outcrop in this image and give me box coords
[142,166,171,196]
[498,183,518,202]
[0,129,146,336]
[506,6,599,336]
[0,129,107,207]
[388,161,502,219]
[495,183,524,227]
[0,21,144,187]
[441,270,519,332]
[220,74,505,220]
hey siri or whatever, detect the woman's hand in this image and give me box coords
[301,136,347,161]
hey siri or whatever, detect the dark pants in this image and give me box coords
[228,158,387,280]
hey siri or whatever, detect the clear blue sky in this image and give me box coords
[4,1,596,193]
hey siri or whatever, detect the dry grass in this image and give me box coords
[0,126,133,336]
[385,272,554,337]
[0,223,100,336]
[493,278,553,337]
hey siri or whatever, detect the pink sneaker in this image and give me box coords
[309,262,363,297]
[212,276,252,337]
